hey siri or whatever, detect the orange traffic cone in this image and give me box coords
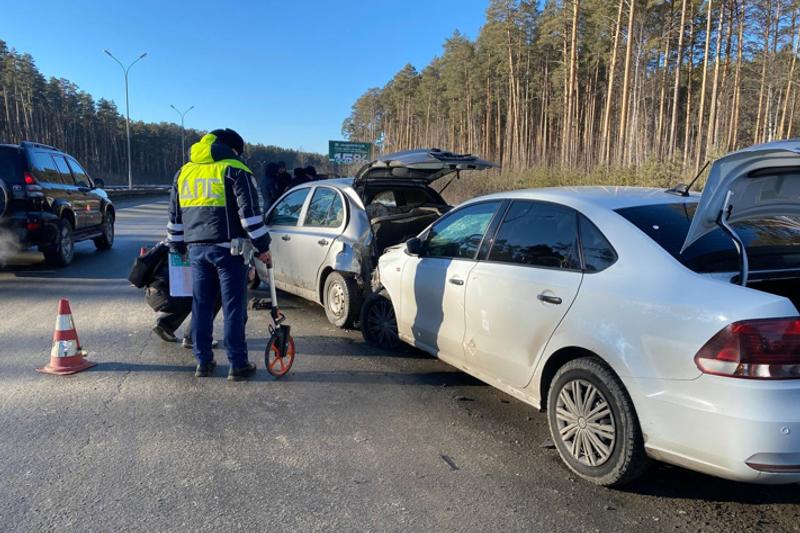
[37,299,96,375]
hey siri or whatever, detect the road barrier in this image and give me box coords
[104,185,171,199]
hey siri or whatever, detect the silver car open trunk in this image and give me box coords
[355,149,496,254]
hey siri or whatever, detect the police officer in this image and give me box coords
[166,129,271,381]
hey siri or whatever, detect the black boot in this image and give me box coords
[195,361,217,378]
[153,324,177,343]
[227,362,257,382]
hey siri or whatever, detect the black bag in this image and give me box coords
[128,242,168,288]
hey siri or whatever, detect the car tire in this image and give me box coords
[93,211,114,250]
[323,271,361,329]
[360,290,401,349]
[0,178,9,218]
[44,218,75,267]
[546,357,650,487]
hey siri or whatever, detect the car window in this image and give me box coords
[617,202,800,273]
[425,201,500,259]
[304,187,344,228]
[66,157,91,187]
[267,188,310,226]
[53,156,76,185]
[0,147,24,184]
[579,215,617,272]
[488,201,580,270]
[30,152,65,184]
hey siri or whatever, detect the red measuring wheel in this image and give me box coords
[265,334,296,378]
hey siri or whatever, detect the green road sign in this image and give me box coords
[329,141,372,165]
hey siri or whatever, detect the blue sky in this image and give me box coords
[3,0,488,154]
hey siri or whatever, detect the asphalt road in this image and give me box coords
[1,197,798,532]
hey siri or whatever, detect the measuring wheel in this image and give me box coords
[265,334,296,378]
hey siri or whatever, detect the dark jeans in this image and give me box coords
[189,244,249,367]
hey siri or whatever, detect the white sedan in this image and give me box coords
[361,140,800,486]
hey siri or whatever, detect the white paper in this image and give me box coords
[168,253,193,297]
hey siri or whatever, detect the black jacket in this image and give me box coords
[167,133,270,253]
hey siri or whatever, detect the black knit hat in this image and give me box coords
[210,128,244,155]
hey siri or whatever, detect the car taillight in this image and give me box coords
[695,318,800,379]
[24,172,44,197]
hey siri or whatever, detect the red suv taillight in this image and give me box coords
[695,318,800,379]
[24,172,44,197]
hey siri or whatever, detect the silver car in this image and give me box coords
[254,149,494,327]
[363,140,800,486]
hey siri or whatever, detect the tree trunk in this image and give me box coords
[694,0,713,171]
[617,0,636,164]
[601,0,625,164]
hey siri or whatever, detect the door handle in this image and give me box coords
[448,278,464,286]
[317,239,329,246]
[537,293,562,305]
[281,235,291,242]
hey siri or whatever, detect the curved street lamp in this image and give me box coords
[170,104,195,165]
[104,50,147,190]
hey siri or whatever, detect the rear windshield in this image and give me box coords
[0,147,23,184]
[616,202,800,273]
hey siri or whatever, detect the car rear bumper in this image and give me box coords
[625,374,800,483]
[0,211,59,249]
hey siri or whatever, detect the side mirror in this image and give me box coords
[93,178,105,189]
[405,237,423,256]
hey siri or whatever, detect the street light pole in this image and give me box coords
[104,50,147,190]
[170,104,195,165]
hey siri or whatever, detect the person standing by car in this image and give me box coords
[275,161,291,197]
[291,167,311,187]
[167,129,271,381]
[260,162,279,210]
[304,165,319,182]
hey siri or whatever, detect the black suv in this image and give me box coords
[0,141,115,266]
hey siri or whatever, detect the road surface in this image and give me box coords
[0,197,798,532]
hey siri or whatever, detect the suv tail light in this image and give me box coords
[24,172,44,198]
[695,318,800,379]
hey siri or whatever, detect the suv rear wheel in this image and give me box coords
[44,218,75,267]
[546,357,650,486]
[93,210,114,250]
[323,271,361,328]
[0,178,9,218]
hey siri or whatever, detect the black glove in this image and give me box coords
[169,241,187,256]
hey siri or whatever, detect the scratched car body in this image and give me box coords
[363,140,800,486]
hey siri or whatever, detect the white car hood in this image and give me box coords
[681,140,800,252]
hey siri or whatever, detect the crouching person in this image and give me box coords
[167,129,271,381]
[129,241,221,347]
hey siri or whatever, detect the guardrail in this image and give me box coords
[103,185,171,199]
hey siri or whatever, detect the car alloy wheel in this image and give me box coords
[104,215,114,244]
[554,379,616,467]
[364,294,399,348]
[0,179,8,218]
[60,223,74,263]
[94,212,114,250]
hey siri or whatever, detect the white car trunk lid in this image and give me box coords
[682,140,800,252]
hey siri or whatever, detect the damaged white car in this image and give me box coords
[253,149,494,327]
[363,140,800,486]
